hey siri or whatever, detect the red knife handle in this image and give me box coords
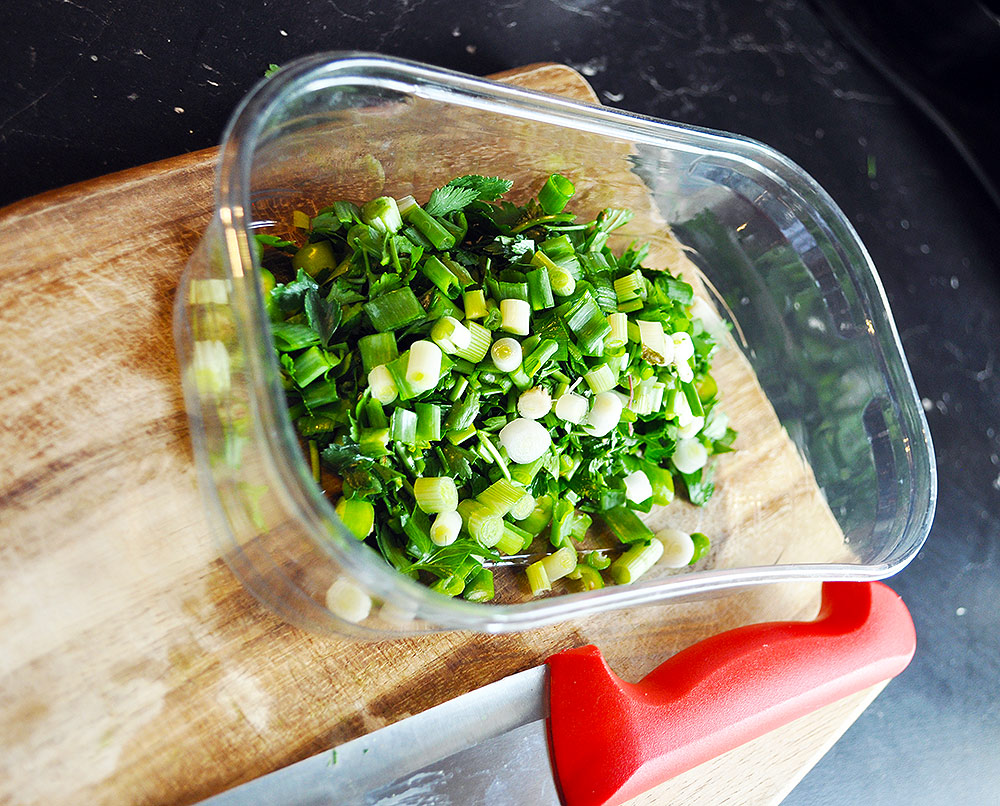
[546,581,915,806]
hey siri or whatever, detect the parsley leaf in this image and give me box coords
[425,185,480,217]
[445,174,514,202]
[304,288,342,348]
[271,269,319,314]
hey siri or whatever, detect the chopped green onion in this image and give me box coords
[576,564,604,590]
[259,172,735,603]
[494,526,525,555]
[335,497,375,539]
[554,392,588,424]
[441,256,476,289]
[457,499,504,547]
[509,492,536,521]
[561,291,611,355]
[462,568,495,602]
[453,321,492,363]
[586,550,612,570]
[446,424,477,445]
[614,270,645,306]
[629,379,665,416]
[421,255,462,298]
[526,559,551,595]
[496,278,529,302]
[364,286,425,332]
[680,379,705,419]
[517,386,552,419]
[426,288,464,321]
[491,337,523,373]
[430,510,463,546]
[584,364,617,394]
[414,402,442,446]
[389,407,417,445]
[522,338,558,377]
[637,320,672,366]
[518,494,554,535]
[500,298,530,336]
[431,315,472,354]
[402,202,455,249]
[498,418,551,464]
[361,196,403,233]
[444,387,480,431]
[531,250,575,297]
[405,340,443,394]
[643,463,675,506]
[601,505,654,543]
[583,391,623,437]
[359,332,399,374]
[509,455,548,486]
[476,431,511,479]
[384,352,426,401]
[292,346,332,387]
[413,476,459,513]
[526,266,555,310]
[549,497,577,548]
[690,532,711,564]
[605,312,628,350]
[655,527,695,567]
[463,289,488,320]
[431,575,465,597]
[537,173,575,214]
[541,545,577,581]
[358,427,390,457]
[623,469,652,503]
[325,578,372,623]
[476,478,525,517]
[610,538,664,584]
[673,438,708,474]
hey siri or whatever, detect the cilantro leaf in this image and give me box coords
[425,185,480,217]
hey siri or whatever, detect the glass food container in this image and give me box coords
[174,53,935,637]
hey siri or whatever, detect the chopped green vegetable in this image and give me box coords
[258,173,735,602]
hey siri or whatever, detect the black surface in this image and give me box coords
[3,1,998,803]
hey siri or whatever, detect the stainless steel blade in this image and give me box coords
[364,718,559,805]
[199,665,552,805]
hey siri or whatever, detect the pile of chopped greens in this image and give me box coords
[255,174,736,604]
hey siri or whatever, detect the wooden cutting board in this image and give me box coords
[0,63,885,806]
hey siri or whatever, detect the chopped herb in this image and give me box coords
[258,174,735,601]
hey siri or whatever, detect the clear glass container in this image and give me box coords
[174,53,935,637]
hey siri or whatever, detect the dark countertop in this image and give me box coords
[3,1,998,803]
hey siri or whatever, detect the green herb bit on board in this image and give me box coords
[256,173,737,603]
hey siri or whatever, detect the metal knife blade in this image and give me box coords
[363,719,560,805]
[198,582,916,806]
[200,665,554,805]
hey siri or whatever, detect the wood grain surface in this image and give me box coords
[0,63,878,806]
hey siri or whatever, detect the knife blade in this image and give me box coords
[200,581,915,806]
